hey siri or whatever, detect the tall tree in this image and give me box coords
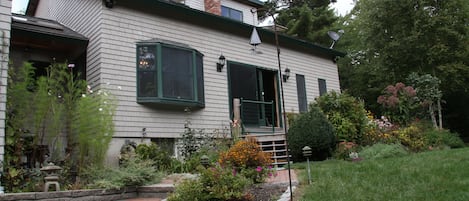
[262,0,338,46]
[336,0,469,137]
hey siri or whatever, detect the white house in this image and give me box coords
[15,0,344,166]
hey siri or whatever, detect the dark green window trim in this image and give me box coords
[137,40,204,108]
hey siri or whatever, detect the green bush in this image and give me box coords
[359,143,408,160]
[83,158,163,189]
[288,105,335,161]
[425,129,465,149]
[167,165,252,201]
[314,91,369,144]
[135,143,172,171]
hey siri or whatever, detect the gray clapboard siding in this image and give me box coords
[45,0,104,89]
[98,4,339,140]
[185,0,205,11]
[0,0,11,163]
[33,0,340,164]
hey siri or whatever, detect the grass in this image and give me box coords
[292,148,469,201]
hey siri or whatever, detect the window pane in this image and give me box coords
[221,6,230,17]
[230,9,243,21]
[221,6,242,22]
[162,47,194,100]
[138,46,156,70]
[296,74,307,112]
[196,54,204,103]
[138,71,157,97]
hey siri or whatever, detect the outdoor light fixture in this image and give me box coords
[216,54,226,72]
[200,155,210,168]
[302,146,313,184]
[283,68,291,82]
[249,27,262,54]
[104,0,115,8]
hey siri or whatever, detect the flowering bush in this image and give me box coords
[377,82,418,125]
[391,122,426,152]
[218,137,272,183]
[363,115,399,145]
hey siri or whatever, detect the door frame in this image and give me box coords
[227,61,283,128]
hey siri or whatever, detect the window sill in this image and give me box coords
[137,97,205,108]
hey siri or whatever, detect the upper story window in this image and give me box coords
[137,40,204,108]
[221,6,243,22]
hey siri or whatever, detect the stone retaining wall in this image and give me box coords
[0,187,144,201]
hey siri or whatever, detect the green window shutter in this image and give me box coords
[296,74,307,113]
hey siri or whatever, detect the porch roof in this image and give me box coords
[11,13,89,58]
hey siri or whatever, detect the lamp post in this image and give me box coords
[302,146,312,184]
[200,155,210,168]
[250,4,293,200]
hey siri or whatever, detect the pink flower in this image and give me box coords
[256,166,263,172]
[232,169,237,176]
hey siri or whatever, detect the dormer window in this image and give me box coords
[221,6,243,22]
[137,40,205,108]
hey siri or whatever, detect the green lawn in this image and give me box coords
[293,148,469,201]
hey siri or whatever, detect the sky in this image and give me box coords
[12,0,29,14]
[11,0,355,15]
[331,0,356,16]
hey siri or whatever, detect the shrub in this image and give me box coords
[391,122,426,152]
[135,143,172,171]
[83,158,162,189]
[362,116,399,145]
[288,105,335,161]
[377,82,419,126]
[359,143,408,160]
[219,137,272,183]
[219,137,271,168]
[425,129,465,149]
[314,91,369,144]
[167,165,252,201]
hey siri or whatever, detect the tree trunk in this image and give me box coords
[429,102,437,129]
[437,98,443,130]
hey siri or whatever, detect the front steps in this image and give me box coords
[243,132,290,167]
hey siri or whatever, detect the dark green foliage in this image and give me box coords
[336,0,469,138]
[83,158,162,189]
[4,62,116,192]
[167,165,251,201]
[135,143,172,171]
[275,1,338,45]
[314,91,369,144]
[424,129,465,149]
[288,105,335,161]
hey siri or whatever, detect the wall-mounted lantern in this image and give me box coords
[216,54,226,72]
[283,68,291,82]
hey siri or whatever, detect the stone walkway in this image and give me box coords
[124,169,298,201]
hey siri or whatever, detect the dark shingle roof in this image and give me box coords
[11,13,88,42]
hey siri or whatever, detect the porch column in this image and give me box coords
[232,98,241,141]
